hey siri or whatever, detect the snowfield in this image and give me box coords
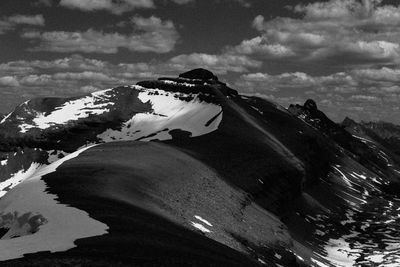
[0,163,40,198]
[0,145,108,261]
[98,88,223,142]
[16,89,114,133]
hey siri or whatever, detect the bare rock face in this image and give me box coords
[179,68,218,81]
[304,99,317,111]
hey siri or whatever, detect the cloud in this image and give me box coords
[0,52,262,112]
[237,66,400,96]
[80,85,101,93]
[52,71,115,82]
[0,55,106,75]
[231,0,400,70]
[235,65,400,122]
[7,15,45,25]
[21,16,179,54]
[1,54,400,123]
[236,71,357,94]
[350,94,381,102]
[0,56,135,96]
[231,0,252,7]
[170,0,195,4]
[0,76,19,87]
[0,14,45,34]
[169,53,262,74]
[35,0,52,6]
[228,36,295,58]
[59,0,155,14]
[352,67,400,82]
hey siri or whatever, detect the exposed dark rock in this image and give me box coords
[342,117,357,127]
[179,68,218,81]
[304,99,317,111]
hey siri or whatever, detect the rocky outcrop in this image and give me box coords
[179,68,219,81]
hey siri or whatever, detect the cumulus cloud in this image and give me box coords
[231,0,252,7]
[352,67,400,82]
[231,0,400,69]
[350,94,381,102]
[170,0,195,4]
[0,14,45,34]
[236,66,400,95]
[0,51,263,110]
[235,65,400,122]
[228,36,295,58]
[59,0,155,14]
[21,16,179,54]
[169,53,262,74]
[219,0,400,123]
[236,71,357,94]
[0,76,20,87]
[80,85,101,93]
[58,0,196,13]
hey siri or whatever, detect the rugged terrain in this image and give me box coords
[0,69,399,267]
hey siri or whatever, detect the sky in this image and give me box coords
[1,0,400,123]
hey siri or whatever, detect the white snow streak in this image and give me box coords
[190,222,211,233]
[194,215,213,227]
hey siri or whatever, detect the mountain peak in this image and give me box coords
[342,116,357,127]
[304,99,317,111]
[178,68,218,81]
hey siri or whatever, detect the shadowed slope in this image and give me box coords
[1,141,299,266]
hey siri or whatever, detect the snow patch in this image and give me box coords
[324,237,361,267]
[0,145,108,261]
[161,80,196,87]
[19,89,113,133]
[0,163,40,198]
[98,88,222,142]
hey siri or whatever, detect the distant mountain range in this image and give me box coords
[0,68,399,266]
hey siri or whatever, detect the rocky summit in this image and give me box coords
[178,68,219,81]
[0,69,400,266]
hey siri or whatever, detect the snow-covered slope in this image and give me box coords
[18,90,113,133]
[0,145,108,261]
[97,87,222,142]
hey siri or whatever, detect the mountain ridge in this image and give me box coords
[0,69,400,266]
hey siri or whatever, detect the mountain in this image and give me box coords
[343,118,400,157]
[0,68,400,266]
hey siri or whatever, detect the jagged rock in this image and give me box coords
[287,104,303,116]
[342,117,357,127]
[304,99,317,111]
